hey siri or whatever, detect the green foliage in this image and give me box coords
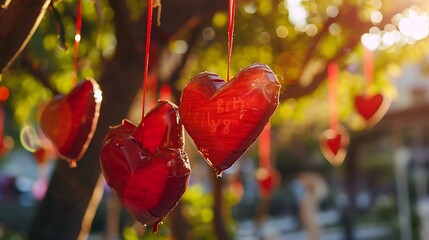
[2,74,51,125]
[2,0,117,125]
[182,184,215,239]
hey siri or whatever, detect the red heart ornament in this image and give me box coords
[39,79,102,167]
[179,63,280,176]
[354,93,390,127]
[256,167,280,198]
[320,127,349,166]
[100,101,191,233]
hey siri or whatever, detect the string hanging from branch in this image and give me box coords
[227,0,236,81]
[327,62,339,132]
[256,123,280,198]
[258,123,271,170]
[141,0,154,119]
[72,0,82,86]
[363,46,374,95]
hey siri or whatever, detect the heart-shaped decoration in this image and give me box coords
[100,100,191,233]
[39,79,102,167]
[354,93,390,127]
[179,63,280,176]
[320,127,349,166]
[256,167,280,198]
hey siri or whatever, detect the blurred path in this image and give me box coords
[235,214,392,240]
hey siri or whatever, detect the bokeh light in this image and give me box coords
[361,7,429,50]
[20,125,41,152]
[371,10,383,24]
[361,33,381,51]
[327,5,339,18]
[398,9,429,41]
[276,26,289,38]
[286,0,308,31]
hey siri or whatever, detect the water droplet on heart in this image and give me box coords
[216,170,223,178]
[69,160,77,168]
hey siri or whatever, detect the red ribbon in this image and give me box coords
[142,0,154,119]
[72,0,82,86]
[0,86,9,148]
[327,62,339,132]
[227,0,236,81]
[363,47,374,96]
[0,103,4,148]
[258,123,271,169]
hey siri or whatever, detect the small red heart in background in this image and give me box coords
[320,127,349,166]
[354,93,390,127]
[39,79,102,167]
[179,63,280,176]
[256,167,280,198]
[100,101,191,233]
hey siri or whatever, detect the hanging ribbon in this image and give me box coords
[363,47,374,96]
[72,0,83,86]
[142,0,154,119]
[327,62,339,132]
[227,0,236,81]
[258,123,271,169]
[0,86,9,151]
[0,103,4,150]
[159,83,172,101]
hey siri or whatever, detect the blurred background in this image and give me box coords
[1,0,429,239]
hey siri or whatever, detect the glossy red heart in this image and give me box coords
[354,93,390,127]
[39,79,102,167]
[179,63,280,176]
[320,127,349,166]
[100,101,191,233]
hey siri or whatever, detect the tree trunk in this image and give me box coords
[342,140,357,240]
[212,174,230,240]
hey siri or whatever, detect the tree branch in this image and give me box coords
[282,3,414,100]
[164,20,204,101]
[0,0,51,73]
[107,0,137,60]
[282,37,359,100]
